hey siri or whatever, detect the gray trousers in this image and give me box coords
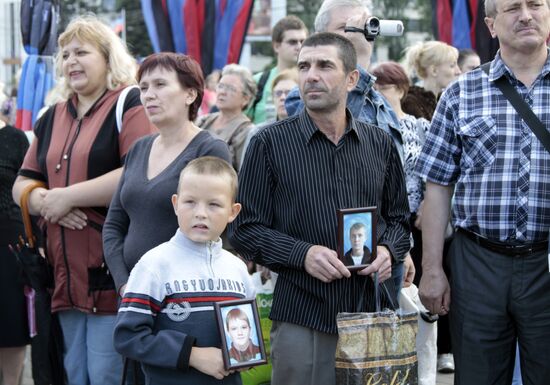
[270,321,338,385]
[450,231,550,385]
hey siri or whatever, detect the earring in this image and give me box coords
[106,71,113,89]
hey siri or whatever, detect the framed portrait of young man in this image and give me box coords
[337,207,377,271]
[214,298,268,370]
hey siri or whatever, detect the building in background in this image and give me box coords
[0,0,22,94]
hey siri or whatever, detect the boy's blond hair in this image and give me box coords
[225,307,251,330]
[177,156,238,201]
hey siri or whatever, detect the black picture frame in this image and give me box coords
[337,206,377,271]
[214,298,268,370]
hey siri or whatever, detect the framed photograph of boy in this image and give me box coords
[214,298,268,370]
[337,207,377,271]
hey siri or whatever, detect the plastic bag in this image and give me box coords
[399,284,437,385]
[241,271,274,385]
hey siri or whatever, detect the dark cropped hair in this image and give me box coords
[301,32,357,74]
[137,52,204,121]
[371,61,410,95]
[272,15,307,43]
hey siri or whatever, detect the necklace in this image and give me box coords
[55,119,82,173]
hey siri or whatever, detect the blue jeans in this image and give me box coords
[58,309,122,385]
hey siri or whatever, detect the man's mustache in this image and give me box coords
[515,21,538,32]
[303,84,327,93]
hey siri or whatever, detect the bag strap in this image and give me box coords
[354,272,398,312]
[373,273,398,312]
[19,181,47,248]
[116,85,139,133]
[250,69,271,119]
[481,62,550,154]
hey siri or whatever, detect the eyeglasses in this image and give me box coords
[282,39,304,46]
[274,89,292,98]
[216,82,240,94]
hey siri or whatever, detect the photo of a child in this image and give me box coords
[224,307,261,364]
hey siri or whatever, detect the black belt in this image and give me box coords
[458,228,547,256]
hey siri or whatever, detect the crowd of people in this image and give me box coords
[1,0,549,384]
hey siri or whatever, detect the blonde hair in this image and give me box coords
[225,308,251,330]
[272,69,299,91]
[178,156,238,201]
[55,14,137,99]
[404,41,459,80]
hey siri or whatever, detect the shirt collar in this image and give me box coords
[172,230,223,255]
[488,48,550,82]
[298,108,362,144]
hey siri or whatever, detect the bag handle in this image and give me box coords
[373,272,398,312]
[19,181,47,248]
[355,272,398,313]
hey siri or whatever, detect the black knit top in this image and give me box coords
[0,125,29,222]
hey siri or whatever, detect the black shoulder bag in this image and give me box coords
[481,62,550,153]
[250,69,271,121]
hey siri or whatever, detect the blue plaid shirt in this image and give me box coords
[416,50,550,243]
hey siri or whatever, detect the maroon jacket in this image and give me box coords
[20,87,155,314]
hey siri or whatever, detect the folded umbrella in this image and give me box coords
[9,182,65,385]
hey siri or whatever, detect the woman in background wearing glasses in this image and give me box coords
[241,69,298,167]
[196,64,256,171]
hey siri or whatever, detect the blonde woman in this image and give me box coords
[402,41,461,120]
[12,15,154,385]
[197,64,256,171]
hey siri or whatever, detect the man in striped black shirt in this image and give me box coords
[228,32,410,385]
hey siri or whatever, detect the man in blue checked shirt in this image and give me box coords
[416,0,550,384]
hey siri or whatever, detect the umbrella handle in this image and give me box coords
[20,181,47,248]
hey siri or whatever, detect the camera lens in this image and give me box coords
[368,17,380,28]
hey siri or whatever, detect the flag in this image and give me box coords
[141,0,254,75]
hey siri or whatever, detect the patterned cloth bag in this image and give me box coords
[335,275,418,385]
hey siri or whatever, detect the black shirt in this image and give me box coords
[0,125,29,223]
[228,109,410,333]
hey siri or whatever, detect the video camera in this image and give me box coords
[344,17,404,42]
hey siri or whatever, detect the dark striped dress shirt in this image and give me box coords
[228,109,410,333]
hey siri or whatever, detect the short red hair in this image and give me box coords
[138,52,204,121]
[371,61,410,96]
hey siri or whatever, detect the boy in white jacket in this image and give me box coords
[114,156,254,385]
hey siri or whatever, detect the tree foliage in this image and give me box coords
[116,0,152,58]
[57,0,152,58]
[287,0,323,32]
[373,0,432,60]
